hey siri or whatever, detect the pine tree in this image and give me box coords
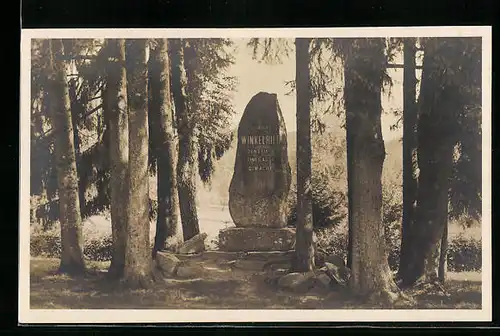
[149,39,182,255]
[122,39,154,288]
[105,39,129,278]
[47,39,86,275]
[294,37,315,272]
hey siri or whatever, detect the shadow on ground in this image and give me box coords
[29,257,482,310]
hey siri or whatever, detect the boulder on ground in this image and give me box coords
[315,273,333,288]
[322,262,351,286]
[277,272,316,293]
[156,251,181,276]
[177,233,208,254]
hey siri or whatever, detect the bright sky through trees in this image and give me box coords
[227,39,423,141]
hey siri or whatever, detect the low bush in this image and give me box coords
[30,231,114,262]
[314,225,482,273]
[447,235,482,272]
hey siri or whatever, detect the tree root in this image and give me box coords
[405,280,449,298]
[120,272,156,290]
[366,289,416,308]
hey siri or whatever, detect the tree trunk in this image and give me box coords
[123,39,154,288]
[149,39,182,256]
[399,38,461,287]
[344,39,399,303]
[67,79,86,216]
[438,223,448,283]
[293,38,315,272]
[398,38,419,279]
[171,39,200,241]
[48,39,86,275]
[106,39,130,278]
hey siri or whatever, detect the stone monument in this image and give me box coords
[218,92,295,252]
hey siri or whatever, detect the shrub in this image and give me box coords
[314,226,482,273]
[287,133,347,230]
[84,236,114,261]
[30,231,114,262]
[314,225,348,263]
[286,173,347,230]
[30,233,61,258]
[447,235,482,272]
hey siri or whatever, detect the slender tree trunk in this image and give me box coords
[344,39,400,303]
[48,39,86,275]
[398,38,419,279]
[294,38,315,272]
[123,39,154,288]
[438,223,448,283]
[67,79,86,216]
[171,39,200,241]
[106,39,130,278]
[346,98,354,270]
[149,39,182,256]
[399,38,460,287]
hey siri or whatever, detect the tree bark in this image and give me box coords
[293,38,315,272]
[106,39,130,278]
[344,39,399,302]
[123,39,154,288]
[171,39,200,241]
[399,38,461,287]
[149,39,182,256]
[48,39,86,275]
[438,223,448,283]
[67,79,86,216]
[398,38,419,279]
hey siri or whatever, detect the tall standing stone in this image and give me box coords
[219,92,294,252]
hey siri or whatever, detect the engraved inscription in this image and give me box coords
[240,124,281,172]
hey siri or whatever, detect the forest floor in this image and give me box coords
[29,256,482,310]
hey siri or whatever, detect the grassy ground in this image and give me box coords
[30,256,481,310]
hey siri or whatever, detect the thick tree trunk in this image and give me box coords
[171,39,200,241]
[424,238,441,282]
[48,39,86,275]
[123,39,154,288]
[293,38,315,272]
[344,39,400,303]
[149,39,182,256]
[106,39,130,278]
[399,38,460,287]
[398,38,419,279]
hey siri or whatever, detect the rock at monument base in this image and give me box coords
[176,263,205,278]
[218,227,296,252]
[316,273,333,288]
[177,233,208,254]
[156,252,181,276]
[233,259,269,271]
[277,272,317,293]
[322,261,351,286]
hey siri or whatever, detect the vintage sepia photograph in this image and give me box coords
[19,27,491,323]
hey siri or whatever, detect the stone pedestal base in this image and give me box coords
[218,227,296,252]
